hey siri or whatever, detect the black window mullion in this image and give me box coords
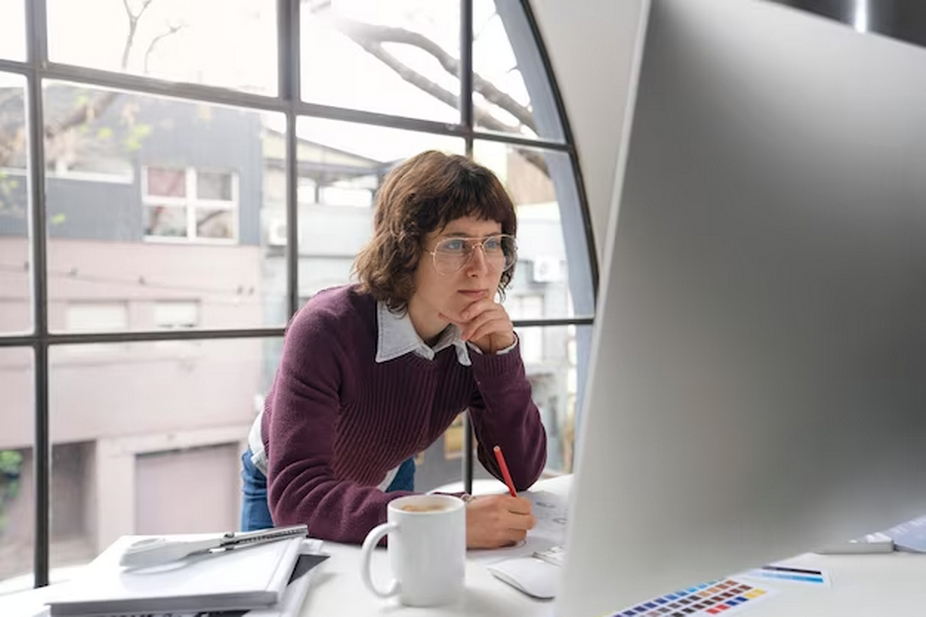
[460,0,475,495]
[279,0,301,319]
[460,0,474,134]
[25,0,51,589]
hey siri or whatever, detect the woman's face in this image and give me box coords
[411,215,506,326]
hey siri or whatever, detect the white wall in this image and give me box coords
[529,0,646,265]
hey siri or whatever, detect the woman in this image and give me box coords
[241,150,547,548]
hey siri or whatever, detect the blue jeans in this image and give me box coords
[239,449,416,532]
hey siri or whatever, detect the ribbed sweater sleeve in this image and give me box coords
[264,302,413,544]
[468,340,547,490]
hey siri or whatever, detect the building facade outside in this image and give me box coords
[0,88,577,583]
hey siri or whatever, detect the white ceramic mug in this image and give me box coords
[360,494,466,606]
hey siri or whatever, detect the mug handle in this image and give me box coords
[360,521,401,598]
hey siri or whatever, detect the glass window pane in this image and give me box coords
[294,117,464,300]
[474,141,595,320]
[195,208,235,239]
[300,0,460,123]
[517,324,588,474]
[49,338,281,567]
[473,0,565,141]
[44,82,287,332]
[0,73,30,334]
[0,347,34,591]
[197,171,233,201]
[144,205,187,238]
[146,167,186,198]
[46,0,278,95]
[0,0,25,61]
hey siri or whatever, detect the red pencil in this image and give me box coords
[493,445,518,497]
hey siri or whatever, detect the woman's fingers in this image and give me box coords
[465,494,536,549]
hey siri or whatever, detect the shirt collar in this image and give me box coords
[375,301,472,366]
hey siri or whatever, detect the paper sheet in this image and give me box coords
[467,490,568,564]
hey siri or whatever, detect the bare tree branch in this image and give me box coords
[327,18,548,175]
[0,91,20,110]
[47,0,178,155]
[121,0,140,70]
[144,23,186,73]
[0,126,24,168]
[0,0,179,172]
[361,41,548,175]
[45,90,120,143]
[332,17,537,133]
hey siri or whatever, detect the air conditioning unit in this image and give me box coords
[532,257,562,283]
[267,215,287,247]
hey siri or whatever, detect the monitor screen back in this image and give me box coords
[560,1,926,615]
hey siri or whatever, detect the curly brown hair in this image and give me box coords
[353,150,518,313]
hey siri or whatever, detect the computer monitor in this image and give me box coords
[558,0,926,615]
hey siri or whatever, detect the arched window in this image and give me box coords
[0,0,595,589]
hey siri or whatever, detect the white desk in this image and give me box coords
[302,538,553,616]
[3,475,926,617]
[300,475,571,617]
[281,473,926,617]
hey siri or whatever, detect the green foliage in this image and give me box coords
[0,450,23,537]
[124,123,153,152]
[0,450,22,475]
[0,174,25,218]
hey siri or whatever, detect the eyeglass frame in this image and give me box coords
[424,233,518,276]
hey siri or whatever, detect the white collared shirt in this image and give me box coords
[375,300,474,366]
[374,301,517,366]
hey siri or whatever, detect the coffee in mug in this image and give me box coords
[360,495,466,607]
[399,503,449,513]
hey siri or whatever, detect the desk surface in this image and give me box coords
[3,475,926,617]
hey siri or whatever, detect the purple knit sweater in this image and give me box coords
[262,285,547,544]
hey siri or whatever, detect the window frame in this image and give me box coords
[141,166,240,243]
[0,0,597,589]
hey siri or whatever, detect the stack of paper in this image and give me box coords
[249,550,329,617]
[44,534,325,617]
[474,491,568,600]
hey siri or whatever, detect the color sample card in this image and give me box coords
[744,564,830,587]
[607,578,776,617]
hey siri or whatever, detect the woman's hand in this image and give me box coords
[440,298,515,355]
[465,494,536,549]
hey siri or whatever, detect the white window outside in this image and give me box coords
[66,302,129,332]
[154,300,200,330]
[154,300,201,350]
[65,301,129,354]
[142,166,239,243]
[508,294,544,365]
[296,177,316,205]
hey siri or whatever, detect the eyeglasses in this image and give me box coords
[426,234,518,276]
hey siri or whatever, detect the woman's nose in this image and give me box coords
[466,244,490,275]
